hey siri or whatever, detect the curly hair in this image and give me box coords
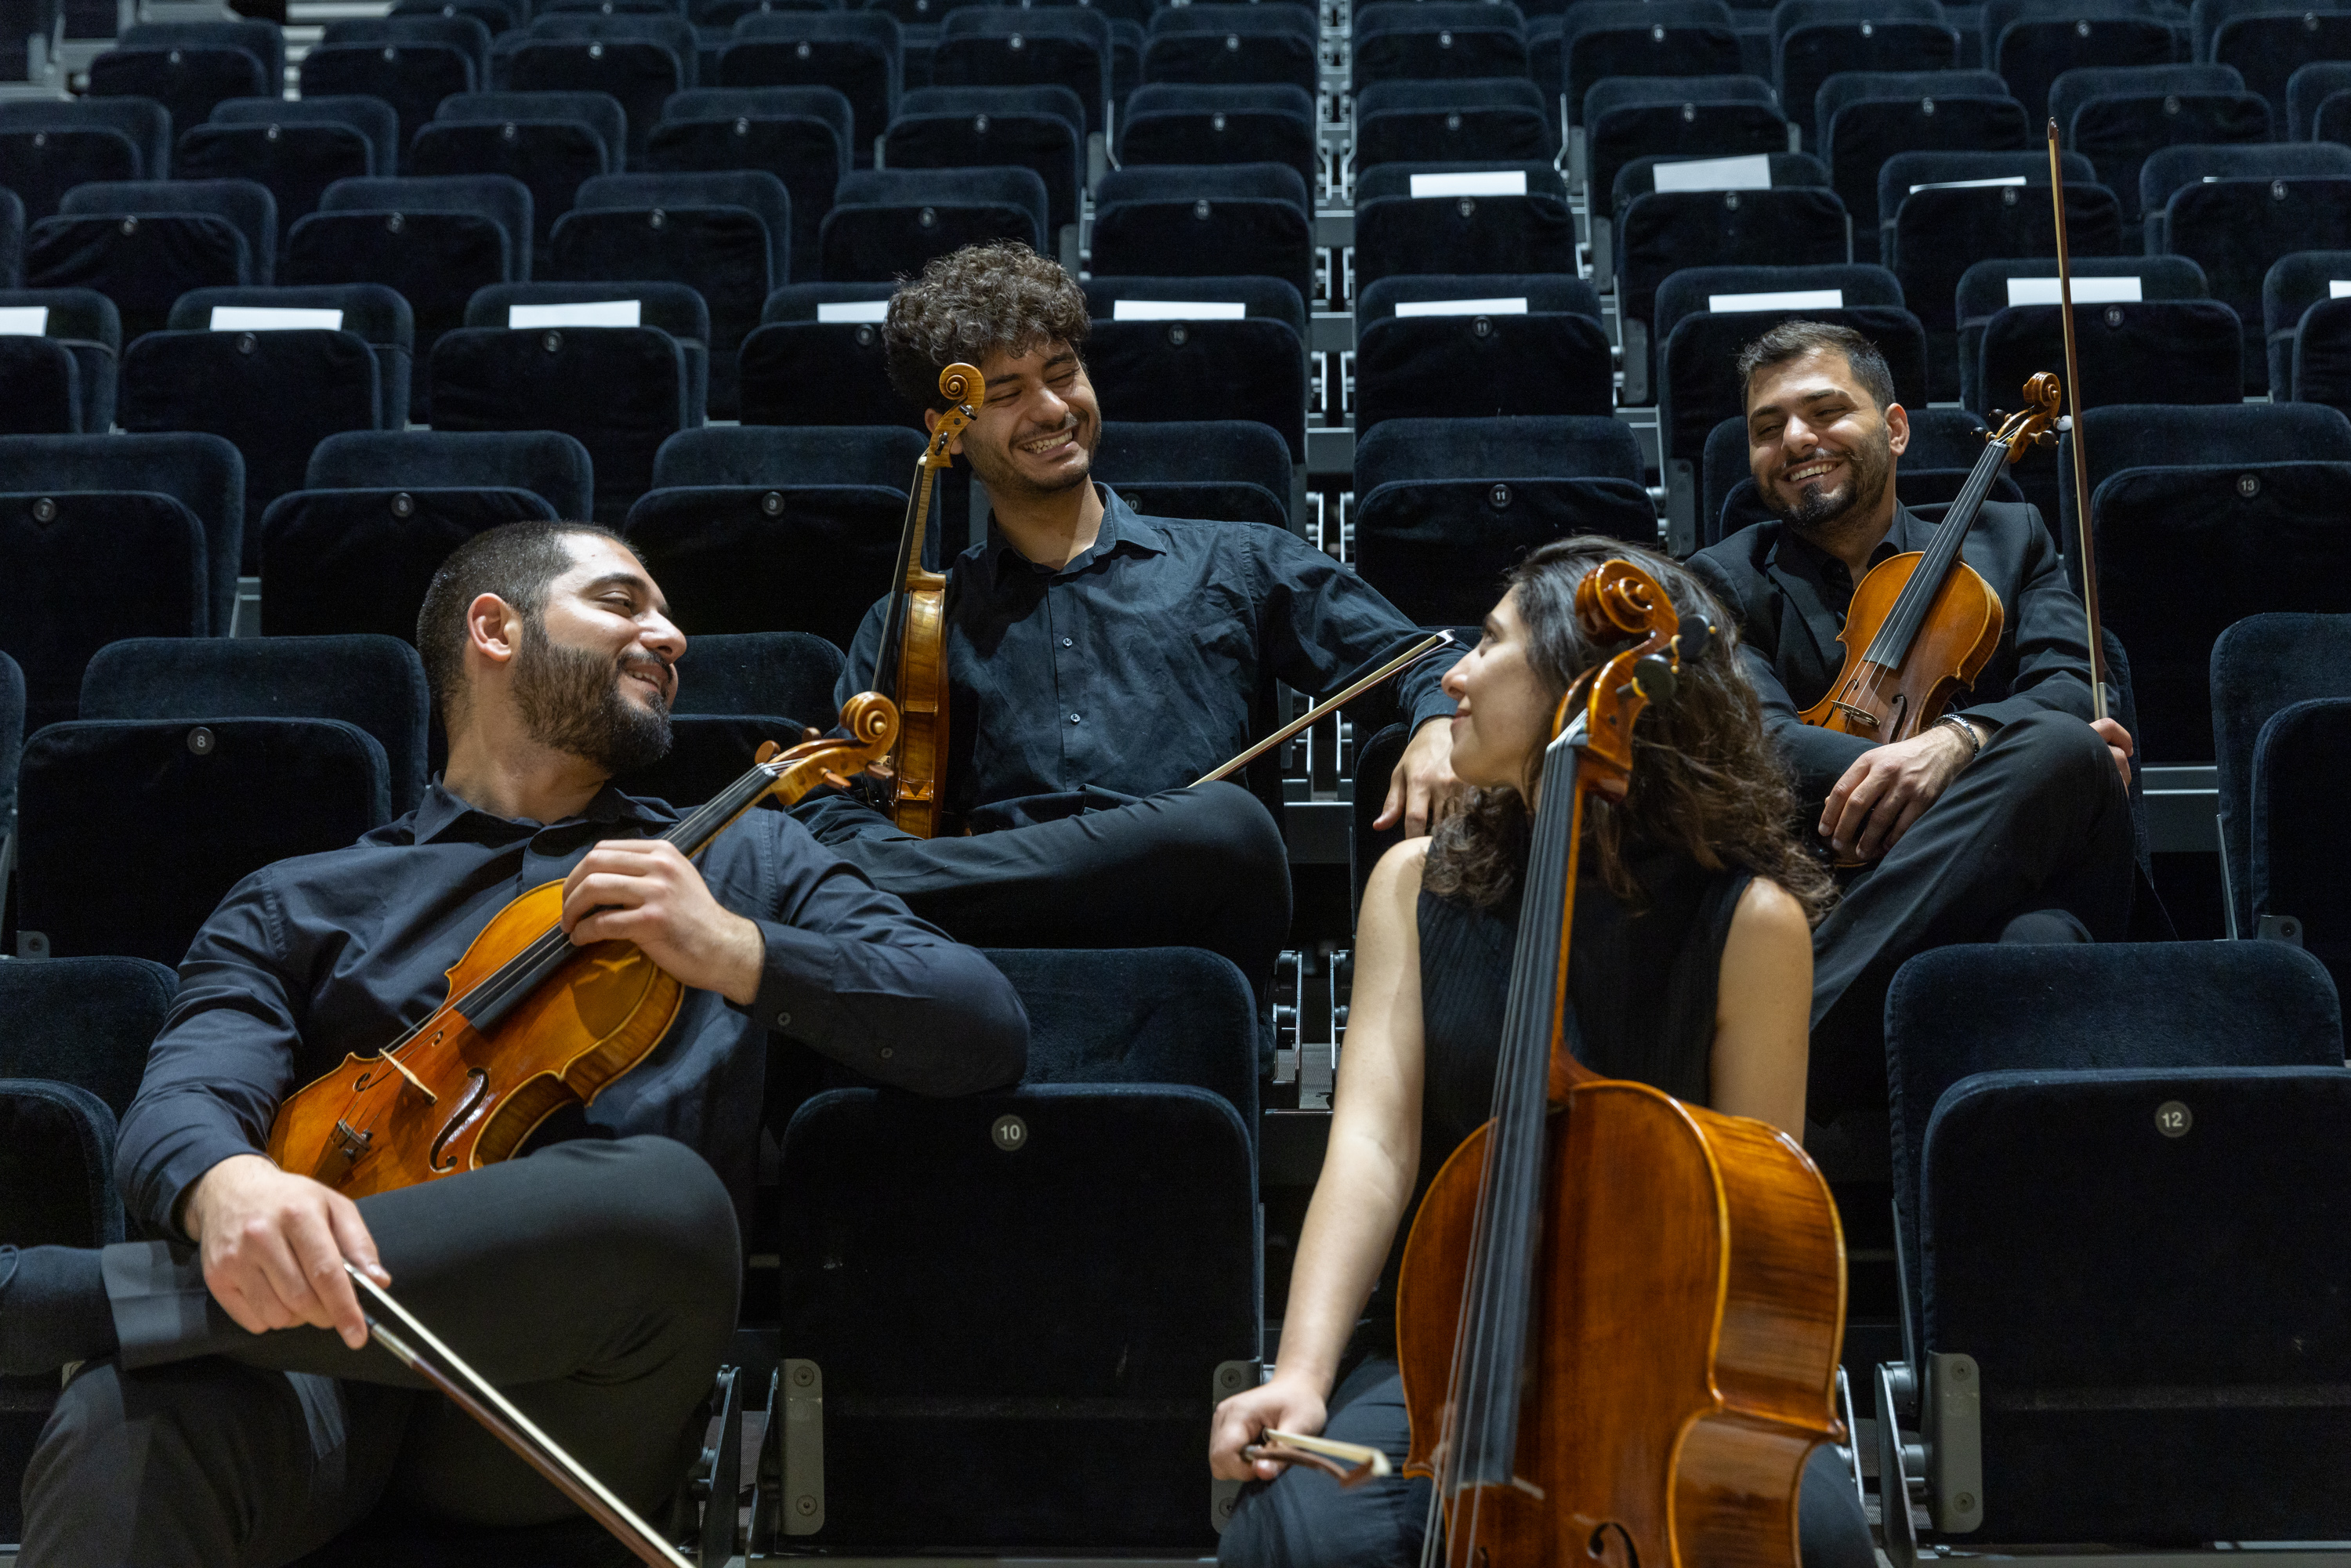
[883,241,1090,411]
[1423,538,1836,927]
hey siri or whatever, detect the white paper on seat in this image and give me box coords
[1907,174,2027,194]
[1112,299,1248,320]
[2006,276,2143,306]
[2331,280,2351,299]
[0,306,49,335]
[1410,170,1526,197]
[1708,288,1842,313]
[1393,296,1529,317]
[509,300,641,328]
[817,299,891,322]
[209,306,343,331]
[1652,153,1773,193]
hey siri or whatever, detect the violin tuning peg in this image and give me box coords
[821,770,852,790]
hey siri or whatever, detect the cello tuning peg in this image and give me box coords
[1675,617,1715,664]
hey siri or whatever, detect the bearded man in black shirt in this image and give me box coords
[5,521,1026,1566]
[792,242,1465,1009]
[1687,320,2139,1120]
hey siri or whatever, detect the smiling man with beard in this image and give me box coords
[5,521,1026,1566]
[1687,320,2140,1126]
[790,241,1464,1016]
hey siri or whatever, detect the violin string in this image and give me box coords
[1861,442,2006,672]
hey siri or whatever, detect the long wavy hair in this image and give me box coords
[1423,538,1836,925]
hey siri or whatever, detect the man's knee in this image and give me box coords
[531,1137,740,1296]
[1157,784,1288,885]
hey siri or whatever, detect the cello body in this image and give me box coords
[888,563,951,835]
[1397,1085,1847,1568]
[1797,550,2003,743]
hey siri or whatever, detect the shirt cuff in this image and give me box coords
[143,1132,270,1243]
[1406,688,1456,734]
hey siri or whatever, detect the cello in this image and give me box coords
[870,360,985,837]
[266,693,901,1198]
[1389,559,1848,1566]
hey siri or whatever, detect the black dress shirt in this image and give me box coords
[1688,498,2098,809]
[817,486,1452,832]
[117,782,1029,1240]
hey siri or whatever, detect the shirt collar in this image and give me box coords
[979,483,1172,583]
[1765,499,1922,587]
[408,778,678,845]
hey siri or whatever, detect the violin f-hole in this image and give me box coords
[427,1069,492,1172]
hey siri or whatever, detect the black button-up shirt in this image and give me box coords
[818,487,1453,831]
[118,782,1028,1240]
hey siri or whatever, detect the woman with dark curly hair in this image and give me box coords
[1208,538,1872,1568]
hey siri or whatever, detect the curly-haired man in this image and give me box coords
[789,241,1465,1009]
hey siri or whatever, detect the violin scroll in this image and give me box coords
[922,362,987,472]
[1986,372,2064,465]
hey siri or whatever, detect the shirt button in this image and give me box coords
[1061,636,1073,648]
[1069,712,1081,724]
[775,1012,790,1028]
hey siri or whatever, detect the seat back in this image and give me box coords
[0,432,242,636]
[1979,299,2241,420]
[932,8,1111,135]
[295,42,479,173]
[1357,475,1657,625]
[2211,612,2351,937]
[259,486,560,642]
[719,11,904,163]
[819,165,1046,281]
[647,86,852,277]
[309,427,593,516]
[2161,173,2351,393]
[652,422,925,489]
[0,954,176,1121]
[2067,81,2270,226]
[16,717,393,964]
[1116,82,1318,186]
[80,634,432,815]
[885,85,1086,236]
[1956,253,2208,411]
[622,483,906,650]
[1354,414,1645,489]
[1090,159,1311,301]
[2251,696,2351,991]
[1096,418,1294,530]
[2291,292,2351,415]
[168,283,415,424]
[2264,248,2351,397]
[1353,306,1612,434]
[1083,317,1306,461]
[0,337,82,434]
[1353,160,1573,292]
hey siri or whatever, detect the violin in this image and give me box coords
[1798,382,2062,749]
[1390,560,1848,1566]
[266,694,901,1198]
[871,361,984,838]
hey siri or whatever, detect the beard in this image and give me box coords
[1765,425,1896,542]
[511,616,673,775]
[969,413,1099,501]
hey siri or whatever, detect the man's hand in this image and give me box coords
[2092,715,2134,788]
[1820,723,1975,863]
[1209,1372,1330,1483]
[560,839,766,1004]
[183,1153,387,1349]
[1375,718,1466,838]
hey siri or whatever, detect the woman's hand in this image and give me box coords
[1209,1372,1330,1482]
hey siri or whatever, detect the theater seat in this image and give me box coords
[1,431,244,639]
[625,483,904,652]
[261,486,560,643]
[26,179,274,339]
[1354,273,1611,434]
[2210,612,2351,940]
[737,281,903,427]
[1095,418,1294,531]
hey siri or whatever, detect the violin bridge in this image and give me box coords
[332,1118,373,1164]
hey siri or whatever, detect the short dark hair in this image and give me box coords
[415,521,637,719]
[883,240,1090,411]
[1737,320,1897,415]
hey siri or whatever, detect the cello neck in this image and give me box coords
[1856,432,2012,673]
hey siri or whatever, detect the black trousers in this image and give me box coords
[1217,1358,1877,1568]
[1806,709,2138,1120]
[20,1136,740,1568]
[810,782,1293,1010]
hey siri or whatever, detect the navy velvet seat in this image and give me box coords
[1085,316,1307,463]
[168,283,412,428]
[310,426,594,517]
[389,0,523,34]
[1882,940,2351,1549]
[1992,4,2181,129]
[1116,83,1317,187]
[1353,273,1610,434]
[647,85,853,280]
[885,84,1085,241]
[1142,5,1318,97]
[2141,142,2351,391]
[0,491,206,733]
[296,40,478,173]
[1355,414,1646,491]
[2288,59,2351,141]
[0,336,82,434]
[2,431,243,636]
[1783,19,1962,158]
[2055,400,2351,559]
[414,90,628,249]
[1353,159,1571,296]
[321,13,490,85]
[2293,294,2351,418]
[2095,460,2351,763]
[2249,696,2351,991]
[552,168,790,417]
[1816,71,2026,243]
[930,8,1110,139]
[119,326,392,561]
[2264,248,2351,398]
[2210,5,2351,132]
[777,944,1256,1551]
[2211,613,2351,938]
[737,281,902,428]
[27,178,275,339]
[1095,417,1294,531]
[292,173,533,421]
[1955,254,2208,413]
[665,627,842,729]
[16,716,393,964]
[1354,78,1556,168]
[1353,0,1526,91]
[819,165,1046,281]
[2054,64,2269,225]
[718,12,902,166]
[1081,273,1307,339]
[0,97,172,219]
[260,487,560,641]
[0,649,19,859]
[1980,299,2242,418]
[652,422,926,491]
[623,482,906,650]
[80,633,431,814]
[179,99,403,267]
[1581,75,1785,207]
[1089,161,1311,302]
[503,14,697,159]
[1563,2,1741,127]
[466,277,712,424]
[1357,474,1657,626]
[89,20,278,140]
